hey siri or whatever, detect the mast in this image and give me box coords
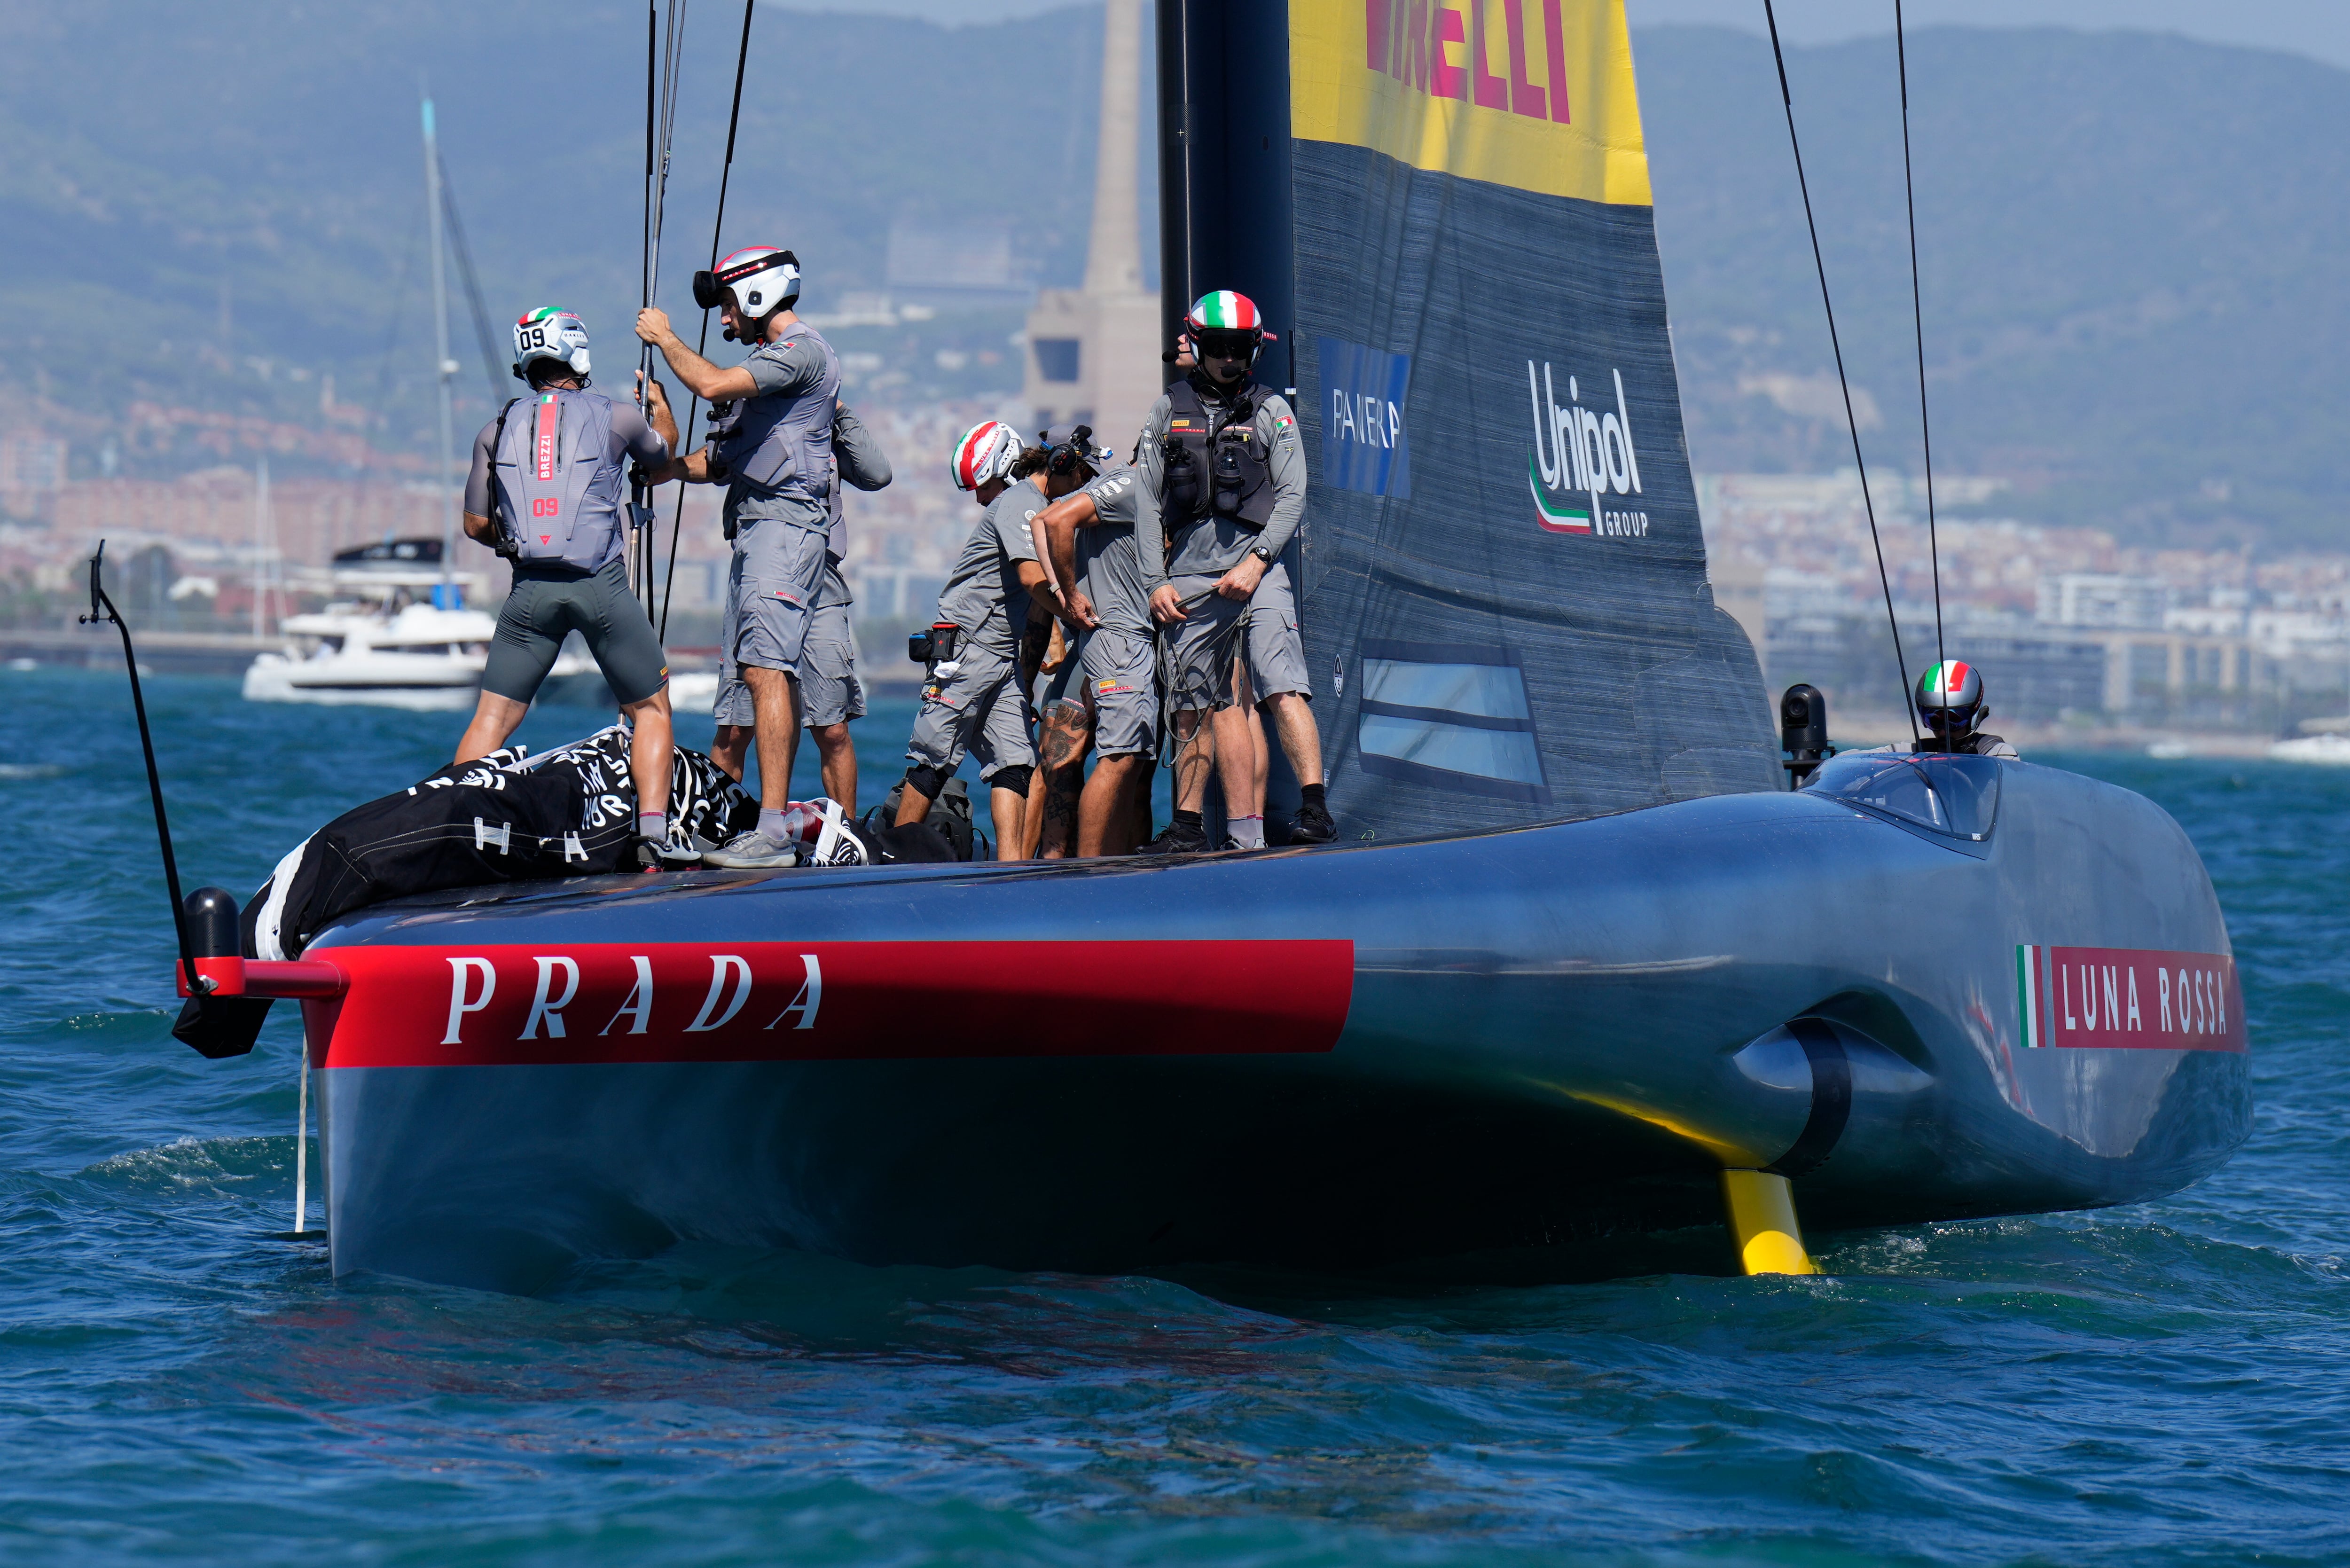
[250,456,272,638]
[423,96,458,607]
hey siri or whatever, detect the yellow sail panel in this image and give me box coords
[1291,0,1653,207]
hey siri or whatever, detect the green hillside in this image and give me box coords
[1638,24,2350,549]
[0,6,2342,549]
[0,0,1129,463]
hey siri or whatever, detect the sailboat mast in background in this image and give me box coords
[421,96,458,607]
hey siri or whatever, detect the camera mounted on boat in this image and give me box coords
[1780,683,1830,786]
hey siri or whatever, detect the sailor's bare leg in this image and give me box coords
[1079,752,1149,856]
[1171,709,1215,813]
[620,688,674,816]
[810,721,856,810]
[455,691,530,764]
[895,783,933,826]
[710,723,752,783]
[990,784,1026,859]
[1263,691,1324,795]
[1018,769,1048,859]
[1210,701,1254,838]
[1235,663,1268,820]
[741,665,803,811]
[1035,701,1091,859]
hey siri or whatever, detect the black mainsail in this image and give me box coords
[1168,0,1778,838]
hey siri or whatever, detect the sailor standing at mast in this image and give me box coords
[708,400,892,812]
[454,307,683,870]
[635,245,841,869]
[1138,291,1335,851]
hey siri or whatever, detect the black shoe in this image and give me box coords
[1143,818,1209,855]
[629,836,704,873]
[1289,801,1337,844]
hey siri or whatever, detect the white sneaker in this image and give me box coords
[701,830,801,870]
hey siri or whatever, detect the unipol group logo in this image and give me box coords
[1527,361,1647,537]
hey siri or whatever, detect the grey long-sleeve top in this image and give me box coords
[815,401,893,609]
[1134,383,1307,593]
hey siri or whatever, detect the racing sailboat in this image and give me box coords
[180,0,2248,1292]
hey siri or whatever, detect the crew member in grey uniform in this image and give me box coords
[636,244,841,869]
[1136,290,1336,852]
[1909,659,2020,758]
[896,420,1081,858]
[1040,448,1160,856]
[709,399,891,812]
[454,306,683,869]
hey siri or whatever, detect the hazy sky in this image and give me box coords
[776,0,2350,70]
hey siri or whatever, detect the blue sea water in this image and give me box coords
[1,666,2344,1566]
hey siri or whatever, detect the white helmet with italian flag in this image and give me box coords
[1916,659,1987,737]
[511,306,591,382]
[1184,290,1266,376]
[950,419,1022,494]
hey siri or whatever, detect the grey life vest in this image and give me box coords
[1161,376,1275,528]
[706,323,842,506]
[489,390,626,570]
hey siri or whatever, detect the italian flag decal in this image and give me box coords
[1529,456,1592,533]
[2018,944,2044,1048]
[1191,290,1260,329]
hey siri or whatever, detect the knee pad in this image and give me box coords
[989,764,1034,798]
[904,763,950,800]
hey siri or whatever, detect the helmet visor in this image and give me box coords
[691,270,725,311]
[1192,329,1258,365]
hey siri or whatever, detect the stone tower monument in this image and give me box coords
[1021,0,1161,456]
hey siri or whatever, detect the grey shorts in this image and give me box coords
[715,601,862,729]
[1162,560,1311,713]
[1080,627,1158,757]
[484,557,669,706]
[905,642,1035,784]
[726,515,828,681]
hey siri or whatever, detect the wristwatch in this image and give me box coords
[1249,545,1276,564]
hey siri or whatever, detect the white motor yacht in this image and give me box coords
[242,538,603,711]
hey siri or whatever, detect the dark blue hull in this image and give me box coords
[309,760,2250,1292]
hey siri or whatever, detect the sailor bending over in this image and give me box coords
[454,307,682,869]
[636,245,842,869]
[1911,660,2019,758]
[1038,444,1161,856]
[1138,290,1334,852]
[709,399,891,813]
[896,422,1080,858]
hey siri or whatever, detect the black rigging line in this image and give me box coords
[1895,0,1944,676]
[659,0,755,644]
[436,155,508,409]
[638,1,660,614]
[1762,0,1919,745]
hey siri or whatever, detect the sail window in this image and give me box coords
[1805,751,2003,841]
[1355,640,1548,802]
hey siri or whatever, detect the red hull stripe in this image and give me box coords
[307,939,1355,1069]
[2024,945,2245,1052]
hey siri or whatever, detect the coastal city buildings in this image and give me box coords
[1698,472,2350,735]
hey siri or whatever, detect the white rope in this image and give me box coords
[292,1051,309,1235]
